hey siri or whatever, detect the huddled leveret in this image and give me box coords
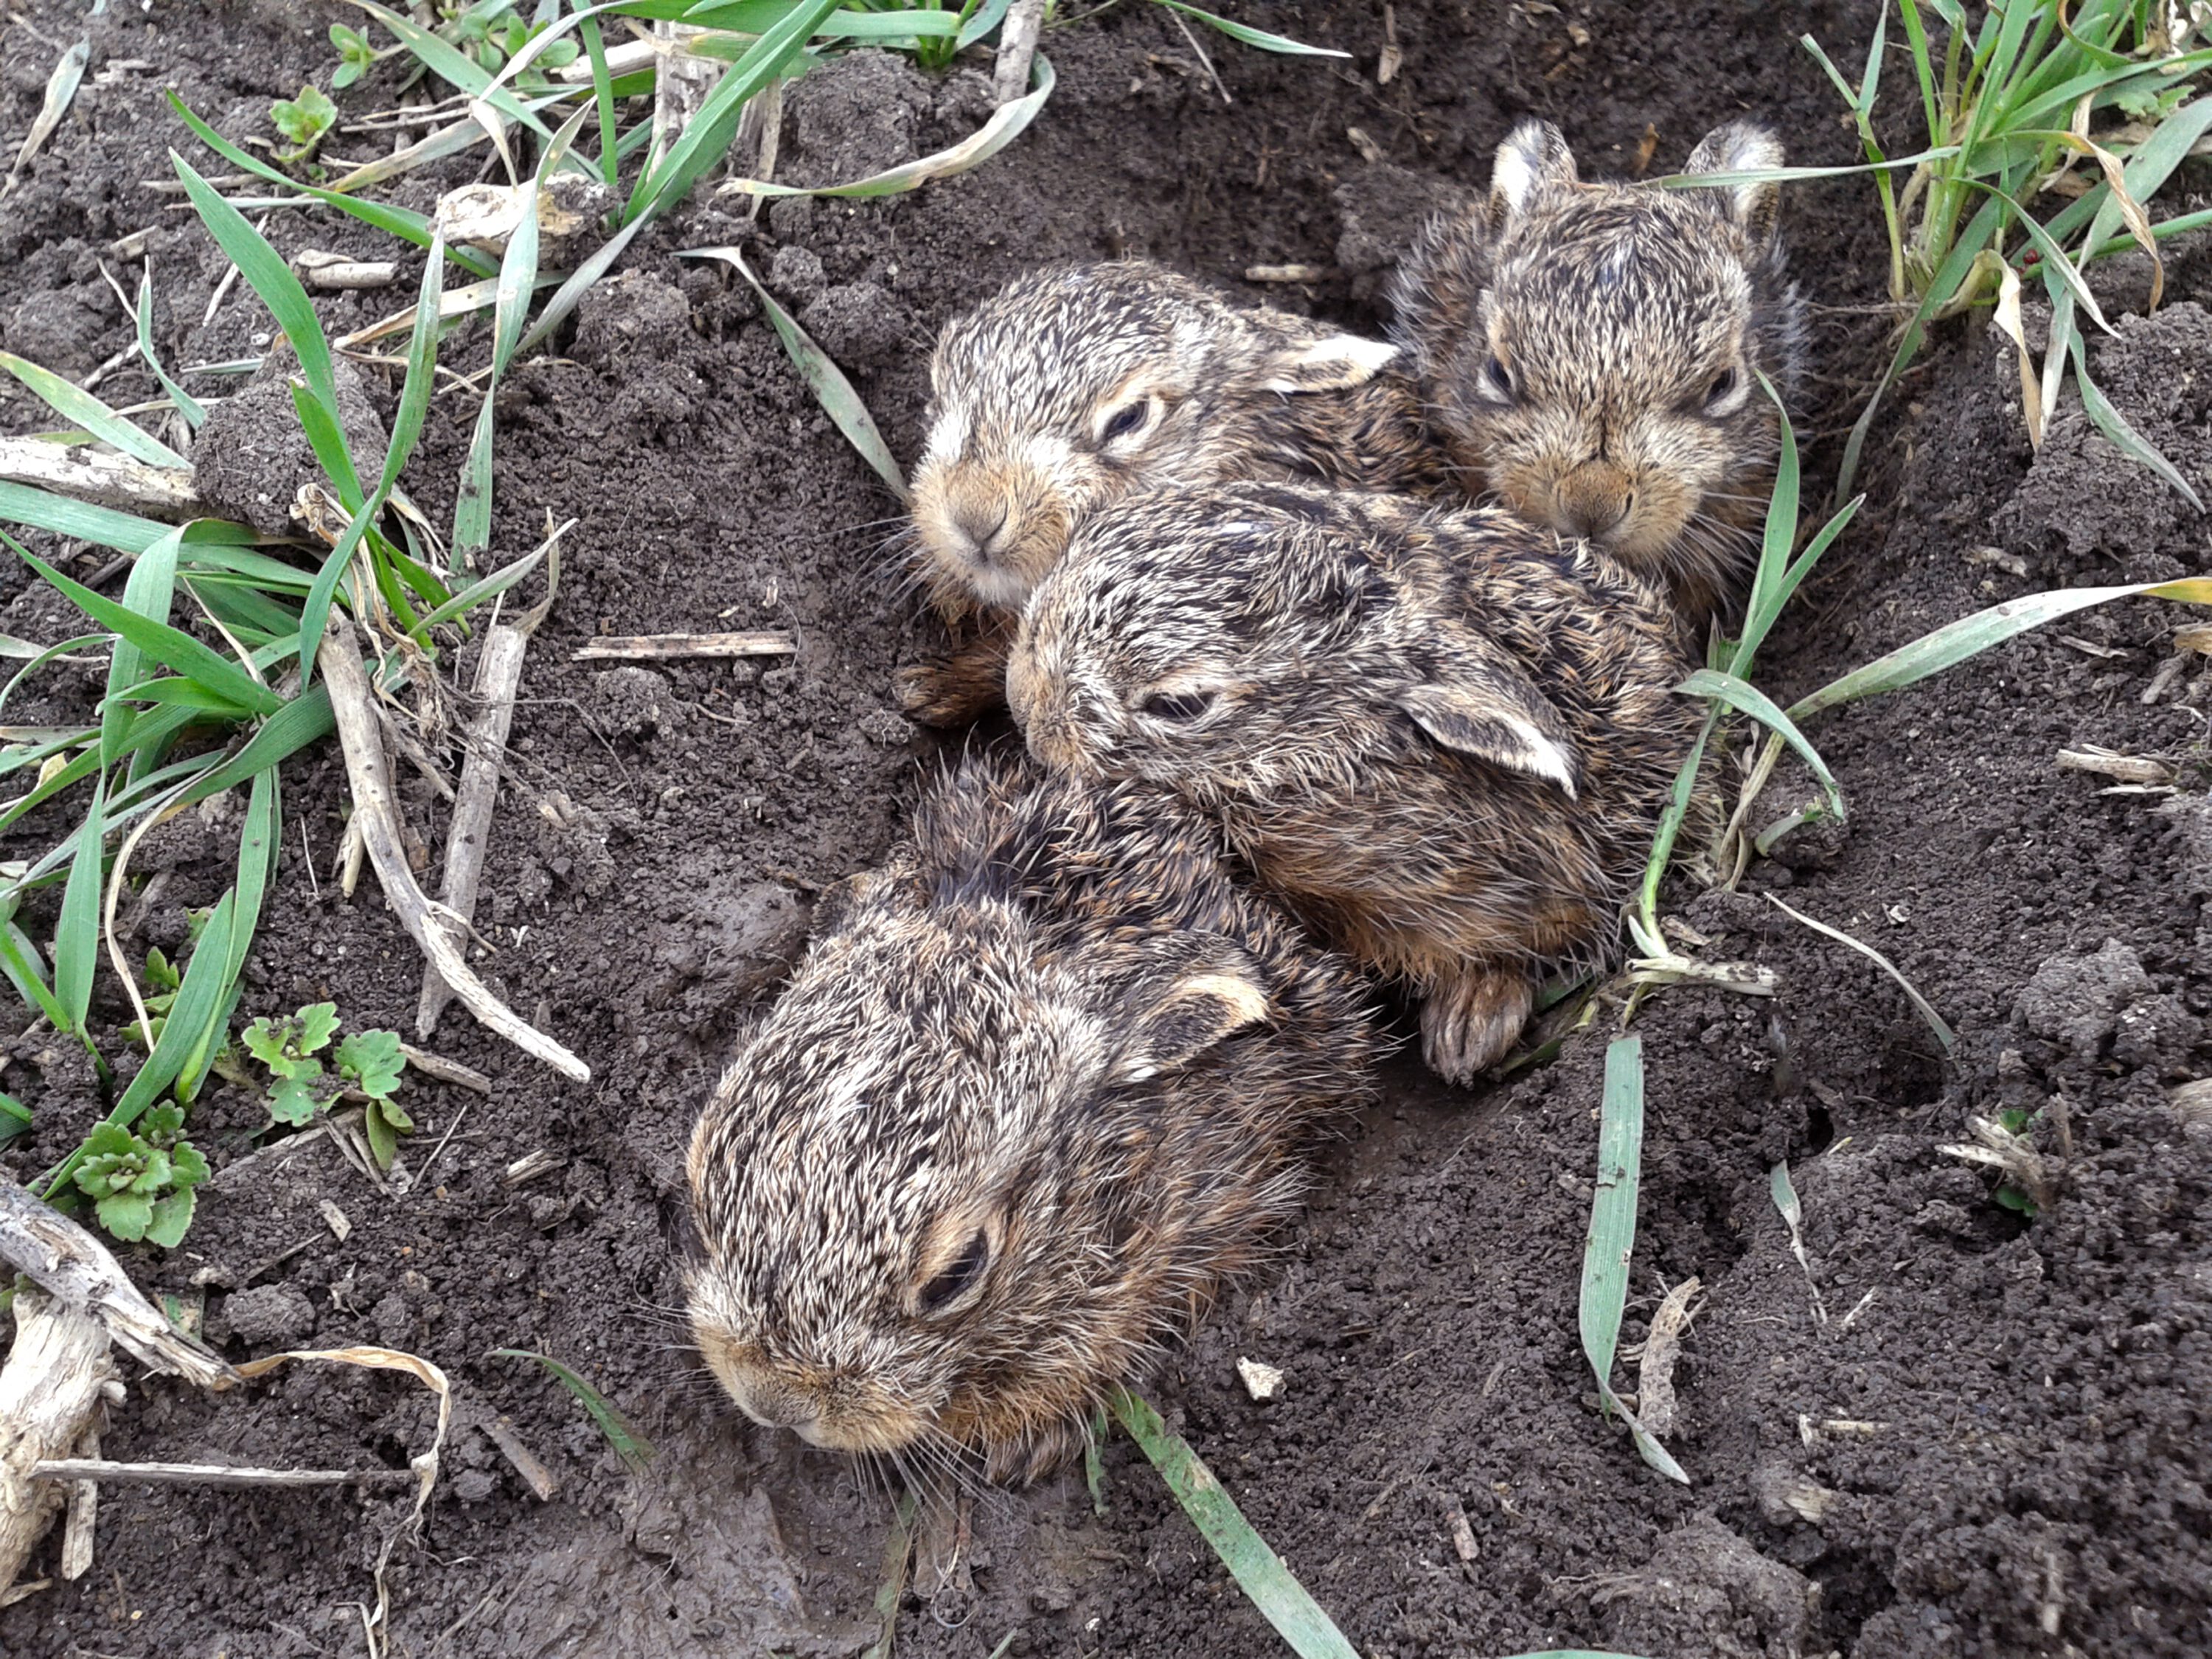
[684,755,1379,1481]
[686,113,1802,1480]
[1392,119,1806,630]
[1008,481,1696,1083]
[897,260,1458,726]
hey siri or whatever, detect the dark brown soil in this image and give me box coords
[3,2,2209,1657]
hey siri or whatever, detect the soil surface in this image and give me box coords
[3,1,2210,1657]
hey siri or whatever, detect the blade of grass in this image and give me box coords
[1677,669,1844,822]
[0,633,110,717]
[167,92,497,276]
[344,0,554,140]
[1110,1388,1362,1659]
[857,1490,917,1659]
[0,481,193,556]
[1787,575,2212,722]
[51,772,104,1040]
[626,0,844,223]
[301,229,448,683]
[493,1349,655,1470]
[679,246,905,498]
[0,352,189,469]
[1152,0,1347,55]
[2067,330,2204,510]
[132,265,208,431]
[1579,1034,1688,1484]
[13,545,281,718]
[170,151,364,506]
[1764,892,1955,1053]
[0,909,67,1031]
[579,13,621,189]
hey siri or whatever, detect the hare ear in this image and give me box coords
[1108,942,1274,1085]
[1395,655,1582,798]
[1490,119,1577,230]
[1253,332,1401,394]
[1684,121,1784,250]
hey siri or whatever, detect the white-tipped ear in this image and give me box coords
[1395,657,1582,799]
[1490,119,1577,230]
[1684,121,1784,250]
[1108,945,1274,1085]
[1256,333,1401,394]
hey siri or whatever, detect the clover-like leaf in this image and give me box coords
[145,1189,197,1250]
[146,947,181,993]
[142,1104,187,1147]
[335,1029,405,1099]
[297,1003,341,1056]
[267,1069,326,1127]
[97,1191,153,1242]
[271,84,338,157]
[364,1100,397,1169]
[242,1016,292,1069]
[169,1140,211,1189]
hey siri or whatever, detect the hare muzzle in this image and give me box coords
[1549,460,1636,542]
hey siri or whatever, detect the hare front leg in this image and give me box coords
[894,614,1017,728]
[1419,964,1536,1086]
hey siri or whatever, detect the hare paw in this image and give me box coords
[1419,967,1536,1086]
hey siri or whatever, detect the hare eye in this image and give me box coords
[917,1230,990,1314]
[1481,355,1517,403]
[1141,689,1215,722]
[1100,398,1154,444]
[1705,366,1742,410]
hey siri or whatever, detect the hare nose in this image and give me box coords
[950,499,1009,560]
[1554,465,1635,541]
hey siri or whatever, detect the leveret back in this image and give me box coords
[1391,119,1806,627]
[909,259,1447,619]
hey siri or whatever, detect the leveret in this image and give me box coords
[1391,119,1806,630]
[898,259,1455,726]
[684,754,1379,1483]
[1008,481,1697,1085]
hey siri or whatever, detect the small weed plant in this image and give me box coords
[72,1105,208,1248]
[242,1003,412,1166]
[269,84,338,164]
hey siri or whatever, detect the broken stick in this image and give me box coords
[572,630,794,661]
[31,1458,417,1492]
[319,617,589,1082]
[0,435,201,518]
[418,539,561,1037]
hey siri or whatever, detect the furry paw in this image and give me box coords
[894,658,1000,728]
[1419,967,1536,1085]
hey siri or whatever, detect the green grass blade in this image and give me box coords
[958,0,1013,49]
[14,546,281,718]
[133,265,207,431]
[178,686,334,805]
[1632,706,1717,944]
[579,13,621,189]
[178,766,276,1099]
[300,230,446,683]
[2068,331,2204,511]
[859,1491,917,1659]
[680,246,906,499]
[0,481,180,555]
[1730,374,1799,679]
[171,153,364,507]
[1580,1035,1688,1484]
[108,676,259,716]
[627,0,844,223]
[166,92,497,278]
[1679,669,1844,822]
[52,771,105,1037]
[1110,1388,1362,1659]
[408,548,546,632]
[103,524,184,775]
[493,1349,655,1470]
[1766,893,1955,1053]
[1152,0,1348,55]
[288,383,369,514]
[0,352,188,469]
[0,633,110,717]
[514,212,652,356]
[0,914,67,1031]
[1789,575,2212,723]
[346,0,553,139]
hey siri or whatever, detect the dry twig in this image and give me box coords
[573,630,794,661]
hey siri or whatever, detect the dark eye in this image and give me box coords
[1101,399,1152,442]
[1141,689,1214,721]
[917,1230,990,1314]
[1705,366,1741,409]
[1481,355,1516,401]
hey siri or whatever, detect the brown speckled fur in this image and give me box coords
[1391,120,1806,632]
[1007,482,1697,1082]
[897,260,1455,725]
[684,754,1380,1482]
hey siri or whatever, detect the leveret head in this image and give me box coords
[1007,483,1583,804]
[682,878,1284,1482]
[1396,119,1802,605]
[910,260,1400,615]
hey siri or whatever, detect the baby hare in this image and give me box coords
[1391,120,1806,630]
[1007,482,1697,1083]
[899,260,1454,726]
